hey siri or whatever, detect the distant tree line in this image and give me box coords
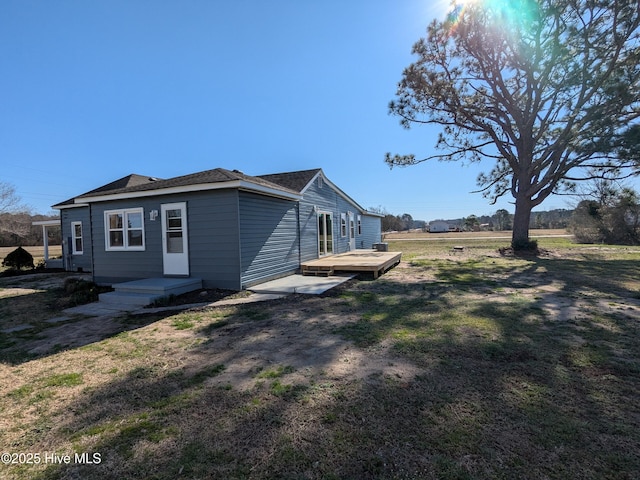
[0,212,61,247]
[452,209,572,231]
[374,181,640,245]
[0,181,61,247]
[372,206,574,233]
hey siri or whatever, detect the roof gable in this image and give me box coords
[257,169,322,193]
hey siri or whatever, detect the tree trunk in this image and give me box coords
[511,196,532,249]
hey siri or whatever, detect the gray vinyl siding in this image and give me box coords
[188,190,242,290]
[79,172,379,290]
[335,194,358,252]
[239,191,299,287]
[299,177,377,261]
[299,178,341,261]
[358,214,382,249]
[91,190,242,290]
[60,206,93,272]
[90,197,164,284]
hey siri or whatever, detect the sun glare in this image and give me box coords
[446,0,539,31]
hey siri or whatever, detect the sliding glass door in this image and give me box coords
[317,212,333,257]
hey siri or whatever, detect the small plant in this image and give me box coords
[256,365,295,379]
[172,317,195,330]
[63,277,103,305]
[2,246,34,271]
[150,294,176,307]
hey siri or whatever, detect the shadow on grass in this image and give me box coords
[0,290,238,366]
[6,253,640,479]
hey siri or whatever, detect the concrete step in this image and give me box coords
[99,291,164,306]
[111,277,202,295]
[99,277,203,307]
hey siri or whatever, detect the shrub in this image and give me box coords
[2,247,34,271]
[63,278,102,305]
[511,238,539,253]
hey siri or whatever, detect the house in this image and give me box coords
[428,220,450,233]
[52,167,383,291]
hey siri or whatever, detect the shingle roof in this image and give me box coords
[257,169,321,193]
[83,174,162,195]
[74,168,300,200]
[53,167,328,209]
[52,174,160,207]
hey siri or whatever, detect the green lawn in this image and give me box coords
[1,237,639,479]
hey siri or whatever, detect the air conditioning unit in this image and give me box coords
[373,242,388,252]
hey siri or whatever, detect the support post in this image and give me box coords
[42,225,49,261]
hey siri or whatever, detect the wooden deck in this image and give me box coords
[301,250,402,279]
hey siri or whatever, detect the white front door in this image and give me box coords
[348,212,356,250]
[161,202,189,276]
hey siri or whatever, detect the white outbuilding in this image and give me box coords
[428,220,450,233]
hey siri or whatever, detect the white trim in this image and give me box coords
[340,213,347,237]
[317,211,334,257]
[53,203,90,210]
[348,211,356,250]
[32,219,60,226]
[78,180,301,204]
[161,202,189,276]
[71,221,83,255]
[104,207,145,251]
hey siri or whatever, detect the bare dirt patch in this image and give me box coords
[182,296,423,391]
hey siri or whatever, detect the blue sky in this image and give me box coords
[0,0,620,220]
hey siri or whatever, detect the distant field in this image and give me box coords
[384,228,569,240]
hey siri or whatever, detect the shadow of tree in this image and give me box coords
[7,253,640,479]
[0,291,243,366]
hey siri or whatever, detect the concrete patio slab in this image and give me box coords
[248,273,355,295]
[1,324,35,334]
[63,302,140,317]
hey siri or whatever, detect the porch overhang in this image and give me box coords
[32,219,61,263]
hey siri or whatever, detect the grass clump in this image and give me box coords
[43,372,83,387]
[256,365,295,379]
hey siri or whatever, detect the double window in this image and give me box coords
[104,208,145,251]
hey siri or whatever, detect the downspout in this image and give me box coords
[296,202,301,270]
[89,204,96,282]
[236,190,243,290]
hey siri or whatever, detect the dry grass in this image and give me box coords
[1,237,639,479]
[383,228,570,240]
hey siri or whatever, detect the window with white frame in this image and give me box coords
[71,221,83,254]
[357,215,362,235]
[104,208,145,251]
[340,213,347,237]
